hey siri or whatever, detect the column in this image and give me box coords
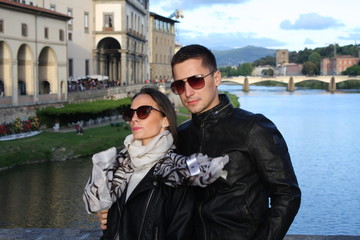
[11,61,18,105]
[243,77,249,92]
[287,77,295,92]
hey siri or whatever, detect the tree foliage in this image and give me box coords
[219,62,253,77]
[342,65,360,76]
[301,62,319,76]
[252,56,276,67]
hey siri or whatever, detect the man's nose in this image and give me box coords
[184,81,195,97]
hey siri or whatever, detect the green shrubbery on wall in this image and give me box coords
[37,98,132,128]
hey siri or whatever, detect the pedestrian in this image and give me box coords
[169,44,301,240]
[83,87,228,240]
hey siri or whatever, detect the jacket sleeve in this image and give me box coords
[164,186,195,240]
[249,115,301,240]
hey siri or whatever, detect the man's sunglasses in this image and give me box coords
[170,70,216,95]
[122,105,163,122]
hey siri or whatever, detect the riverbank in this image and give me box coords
[0,228,359,240]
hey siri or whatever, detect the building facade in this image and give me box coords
[1,0,150,122]
[149,12,177,82]
[276,49,289,66]
[34,0,149,85]
[321,55,360,75]
[0,0,71,122]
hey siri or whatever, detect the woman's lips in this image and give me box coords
[132,126,142,131]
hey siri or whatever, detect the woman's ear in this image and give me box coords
[162,117,170,129]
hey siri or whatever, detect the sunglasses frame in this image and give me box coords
[123,105,163,122]
[171,70,216,95]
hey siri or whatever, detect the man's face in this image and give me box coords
[173,58,221,114]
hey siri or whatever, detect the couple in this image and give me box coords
[83,44,301,240]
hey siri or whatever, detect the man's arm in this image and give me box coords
[249,115,301,240]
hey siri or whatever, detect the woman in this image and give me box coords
[83,87,228,240]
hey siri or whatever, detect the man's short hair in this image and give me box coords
[171,44,217,74]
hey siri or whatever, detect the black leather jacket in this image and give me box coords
[101,166,194,240]
[177,94,301,240]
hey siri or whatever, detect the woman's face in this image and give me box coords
[129,94,169,145]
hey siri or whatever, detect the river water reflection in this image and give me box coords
[0,157,99,229]
[0,85,359,235]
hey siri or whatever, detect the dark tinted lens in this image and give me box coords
[136,106,152,119]
[187,76,205,89]
[171,80,185,95]
[123,109,135,122]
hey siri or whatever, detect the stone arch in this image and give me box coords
[17,44,34,96]
[96,37,121,82]
[0,41,13,97]
[38,47,57,94]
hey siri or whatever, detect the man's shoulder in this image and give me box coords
[177,119,192,132]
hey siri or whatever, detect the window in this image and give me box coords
[85,60,89,76]
[21,23,27,37]
[44,27,49,39]
[67,8,73,30]
[68,32,72,41]
[50,4,56,11]
[104,14,113,31]
[59,29,64,41]
[69,59,73,77]
[0,20,3,33]
[84,12,89,33]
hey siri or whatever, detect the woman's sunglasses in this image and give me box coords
[122,105,163,122]
[170,70,216,95]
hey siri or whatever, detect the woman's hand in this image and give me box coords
[97,209,109,230]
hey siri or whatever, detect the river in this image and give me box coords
[219,84,360,235]
[0,85,359,235]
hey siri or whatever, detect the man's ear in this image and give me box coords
[214,70,222,87]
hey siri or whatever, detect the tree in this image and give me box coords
[302,62,318,76]
[308,52,321,64]
[342,65,360,76]
[252,56,276,67]
[296,48,313,63]
[238,63,253,76]
[308,52,321,74]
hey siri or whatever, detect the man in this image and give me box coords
[171,44,301,240]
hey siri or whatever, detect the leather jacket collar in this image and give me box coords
[192,94,233,126]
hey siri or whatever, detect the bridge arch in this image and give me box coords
[222,75,360,93]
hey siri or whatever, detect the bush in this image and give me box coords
[0,117,40,137]
[37,98,132,128]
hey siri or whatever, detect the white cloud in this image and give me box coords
[280,13,344,30]
[150,0,360,51]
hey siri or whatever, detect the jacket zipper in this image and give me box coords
[200,122,206,152]
[138,188,155,240]
[199,122,207,240]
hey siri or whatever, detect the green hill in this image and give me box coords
[212,45,276,67]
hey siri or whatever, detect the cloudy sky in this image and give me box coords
[149,0,360,51]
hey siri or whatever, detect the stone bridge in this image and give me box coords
[222,75,360,93]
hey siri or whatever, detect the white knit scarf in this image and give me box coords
[124,130,174,200]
